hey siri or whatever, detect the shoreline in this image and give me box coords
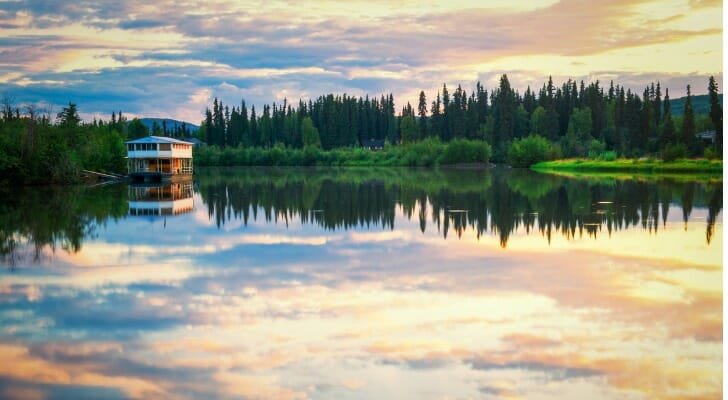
[531,158,723,174]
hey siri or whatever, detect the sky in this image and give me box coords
[0,0,723,123]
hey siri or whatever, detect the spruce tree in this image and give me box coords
[708,76,722,153]
[659,88,675,148]
[417,90,427,138]
[680,85,696,153]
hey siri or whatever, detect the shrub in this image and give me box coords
[439,139,492,165]
[601,150,617,161]
[661,143,688,162]
[508,135,553,167]
[587,140,606,159]
[704,146,721,160]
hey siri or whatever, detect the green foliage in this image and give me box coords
[127,118,149,140]
[529,106,547,137]
[0,105,128,185]
[703,146,721,160]
[399,114,419,144]
[565,107,593,157]
[301,116,321,149]
[194,138,497,168]
[586,139,606,159]
[508,135,554,168]
[438,139,492,165]
[708,76,722,152]
[532,157,721,175]
[661,143,688,162]
[680,85,697,153]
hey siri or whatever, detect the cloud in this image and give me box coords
[118,18,169,30]
[0,0,720,121]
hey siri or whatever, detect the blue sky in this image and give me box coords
[0,0,722,123]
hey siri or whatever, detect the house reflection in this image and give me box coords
[128,181,194,216]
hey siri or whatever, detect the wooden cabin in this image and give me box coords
[126,136,193,183]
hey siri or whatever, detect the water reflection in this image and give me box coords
[128,181,194,217]
[0,167,721,400]
[0,184,128,267]
[197,167,723,246]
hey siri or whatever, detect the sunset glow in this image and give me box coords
[0,0,721,122]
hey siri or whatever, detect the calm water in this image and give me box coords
[0,167,722,399]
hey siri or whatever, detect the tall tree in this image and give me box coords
[417,90,427,138]
[680,85,696,153]
[493,74,515,144]
[708,76,722,153]
[659,88,675,148]
[56,102,80,128]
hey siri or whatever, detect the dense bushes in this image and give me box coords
[439,139,492,165]
[508,135,556,167]
[195,138,493,167]
[661,143,688,162]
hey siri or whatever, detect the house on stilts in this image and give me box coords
[126,136,194,183]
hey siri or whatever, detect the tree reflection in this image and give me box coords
[0,184,128,266]
[198,167,723,247]
[0,168,721,268]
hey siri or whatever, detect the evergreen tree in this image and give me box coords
[680,85,697,153]
[653,82,662,136]
[708,76,722,153]
[659,89,675,148]
[441,84,450,141]
[417,90,427,138]
[128,118,149,140]
[430,92,441,138]
[57,102,80,128]
[493,74,515,144]
[249,106,258,146]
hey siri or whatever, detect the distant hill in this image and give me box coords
[139,118,199,133]
[670,94,722,116]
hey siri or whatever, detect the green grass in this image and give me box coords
[531,158,723,182]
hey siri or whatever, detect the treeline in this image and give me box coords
[0,102,130,185]
[202,94,397,149]
[198,75,723,163]
[0,100,200,185]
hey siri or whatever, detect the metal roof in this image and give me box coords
[125,136,193,145]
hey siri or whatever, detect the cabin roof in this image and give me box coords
[125,136,193,145]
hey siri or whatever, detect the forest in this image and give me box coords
[0,75,722,185]
[196,75,723,165]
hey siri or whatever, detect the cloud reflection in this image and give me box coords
[0,170,721,399]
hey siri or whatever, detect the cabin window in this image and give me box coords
[159,143,171,151]
[128,144,134,151]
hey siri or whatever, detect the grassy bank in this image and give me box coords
[531,158,723,175]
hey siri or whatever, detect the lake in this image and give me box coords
[0,167,722,399]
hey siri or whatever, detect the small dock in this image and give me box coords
[81,170,128,182]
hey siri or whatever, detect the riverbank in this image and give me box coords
[531,158,723,175]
